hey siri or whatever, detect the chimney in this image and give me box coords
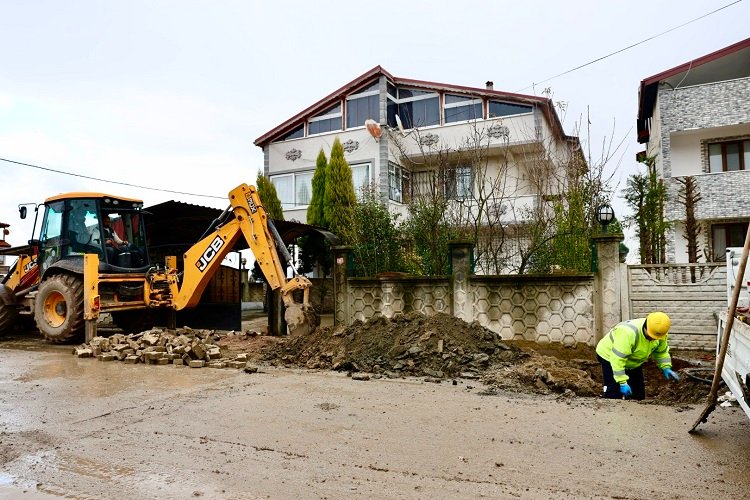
[486,81,494,90]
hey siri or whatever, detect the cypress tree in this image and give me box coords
[323,137,356,241]
[256,171,284,221]
[307,149,328,226]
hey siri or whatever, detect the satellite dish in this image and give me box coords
[394,114,406,136]
[365,119,382,140]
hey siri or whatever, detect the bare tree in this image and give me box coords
[387,102,619,275]
[675,175,703,281]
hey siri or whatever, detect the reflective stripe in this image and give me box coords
[612,321,640,351]
[654,356,671,364]
[623,322,640,350]
[613,370,626,376]
[612,348,627,358]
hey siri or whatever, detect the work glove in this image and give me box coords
[663,368,681,382]
[619,383,633,398]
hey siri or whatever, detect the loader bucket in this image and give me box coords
[284,303,319,336]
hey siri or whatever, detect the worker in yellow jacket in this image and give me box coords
[596,312,680,400]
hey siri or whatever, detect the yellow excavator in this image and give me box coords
[0,183,318,342]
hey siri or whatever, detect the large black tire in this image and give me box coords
[0,301,19,336]
[34,274,84,343]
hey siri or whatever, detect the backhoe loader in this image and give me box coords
[0,183,318,342]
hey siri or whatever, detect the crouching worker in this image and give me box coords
[596,312,681,400]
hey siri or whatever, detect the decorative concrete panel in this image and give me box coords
[470,278,595,346]
[628,263,726,350]
[347,279,450,321]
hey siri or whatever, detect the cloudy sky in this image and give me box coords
[0,0,748,265]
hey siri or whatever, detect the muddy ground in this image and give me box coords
[221,312,714,405]
[1,313,749,499]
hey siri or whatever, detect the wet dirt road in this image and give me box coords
[1,339,749,499]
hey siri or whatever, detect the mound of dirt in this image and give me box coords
[257,312,711,403]
[262,312,528,378]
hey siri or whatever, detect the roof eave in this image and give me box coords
[636,37,750,144]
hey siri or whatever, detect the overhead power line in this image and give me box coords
[517,0,744,93]
[0,156,225,200]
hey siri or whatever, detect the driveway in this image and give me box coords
[1,338,749,499]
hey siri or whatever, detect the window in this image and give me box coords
[488,101,533,118]
[411,166,473,200]
[308,103,342,135]
[350,163,371,194]
[270,174,294,209]
[397,88,439,128]
[444,94,483,123]
[446,166,473,199]
[347,81,380,129]
[709,140,750,173]
[270,172,315,208]
[275,124,304,142]
[296,171,313,206]
[712,222,749,260]
[388,162,411,203]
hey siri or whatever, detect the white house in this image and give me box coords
[637,38,750,263]
[254,66,581,273]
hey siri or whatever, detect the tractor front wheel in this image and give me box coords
[34,274,84,343]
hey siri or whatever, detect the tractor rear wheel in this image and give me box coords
[34,274,84,343]
[0,284,19,336]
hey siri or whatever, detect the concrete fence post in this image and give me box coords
[333,246,353,326]
[449,241,474,321]
[593,233,624,342]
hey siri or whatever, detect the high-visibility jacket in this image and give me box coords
[596,317,672,384]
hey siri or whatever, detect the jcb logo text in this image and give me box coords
[245,192,258,214]
[196,236,224,272]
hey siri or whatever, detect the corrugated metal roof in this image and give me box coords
[144,200,339,252]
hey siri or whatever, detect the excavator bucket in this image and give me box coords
[284,303,320,336]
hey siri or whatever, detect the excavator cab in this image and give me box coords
[34,194,149,274]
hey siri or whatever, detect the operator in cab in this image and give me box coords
[596,311,681,400]
[102,216,128,262]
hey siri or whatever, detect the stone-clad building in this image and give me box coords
[637,38,750,262]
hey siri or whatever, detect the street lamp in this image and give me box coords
[596,204,615,233]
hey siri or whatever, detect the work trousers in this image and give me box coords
[597,354,646,400]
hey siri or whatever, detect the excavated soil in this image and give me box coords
[220,312,713,405]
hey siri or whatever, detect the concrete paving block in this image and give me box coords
[98,354,117,362]
[189,360,205,368]
[207,362,226,369]
[145,352,165,362]
[191,343,206,360]
[123,355,139,364]
[227,361,247,369]
[74,348,93,358]
[155,358,170,365]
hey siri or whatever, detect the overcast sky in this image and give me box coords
[1,0,748,265]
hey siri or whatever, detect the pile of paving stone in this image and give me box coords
[73,326,249,369]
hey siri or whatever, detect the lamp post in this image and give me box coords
[595,204,615,233]
[591,204,616,272]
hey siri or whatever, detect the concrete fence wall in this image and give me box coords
[333,238,619,346]
[626,263,726,350]
[332,238,726,350]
